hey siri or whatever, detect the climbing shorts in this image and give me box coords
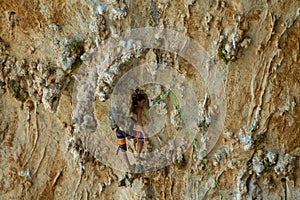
[116,127,144,152]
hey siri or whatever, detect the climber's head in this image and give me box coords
[132,93,147,108]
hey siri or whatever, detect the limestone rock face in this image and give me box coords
[0,0,300,199]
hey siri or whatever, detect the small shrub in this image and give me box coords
[176,155,187,170]
[218,45,230,64]
[70,41,84,73]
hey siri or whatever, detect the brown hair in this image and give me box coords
[130,93,148,114]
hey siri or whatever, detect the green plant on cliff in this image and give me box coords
[8,79,27,102]
[176,155,187,170]
[254,133,267,148]
[218,45,230,64]
[70,41,84,73]
[8,79,19,93]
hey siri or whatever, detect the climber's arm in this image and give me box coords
[136,107,143,127]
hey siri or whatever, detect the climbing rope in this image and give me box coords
[144,89,227,200]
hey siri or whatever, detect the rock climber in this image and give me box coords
[115,92,148,172]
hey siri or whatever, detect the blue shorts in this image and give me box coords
[116,128,144,152]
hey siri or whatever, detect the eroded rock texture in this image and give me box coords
[0,0,300,199]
